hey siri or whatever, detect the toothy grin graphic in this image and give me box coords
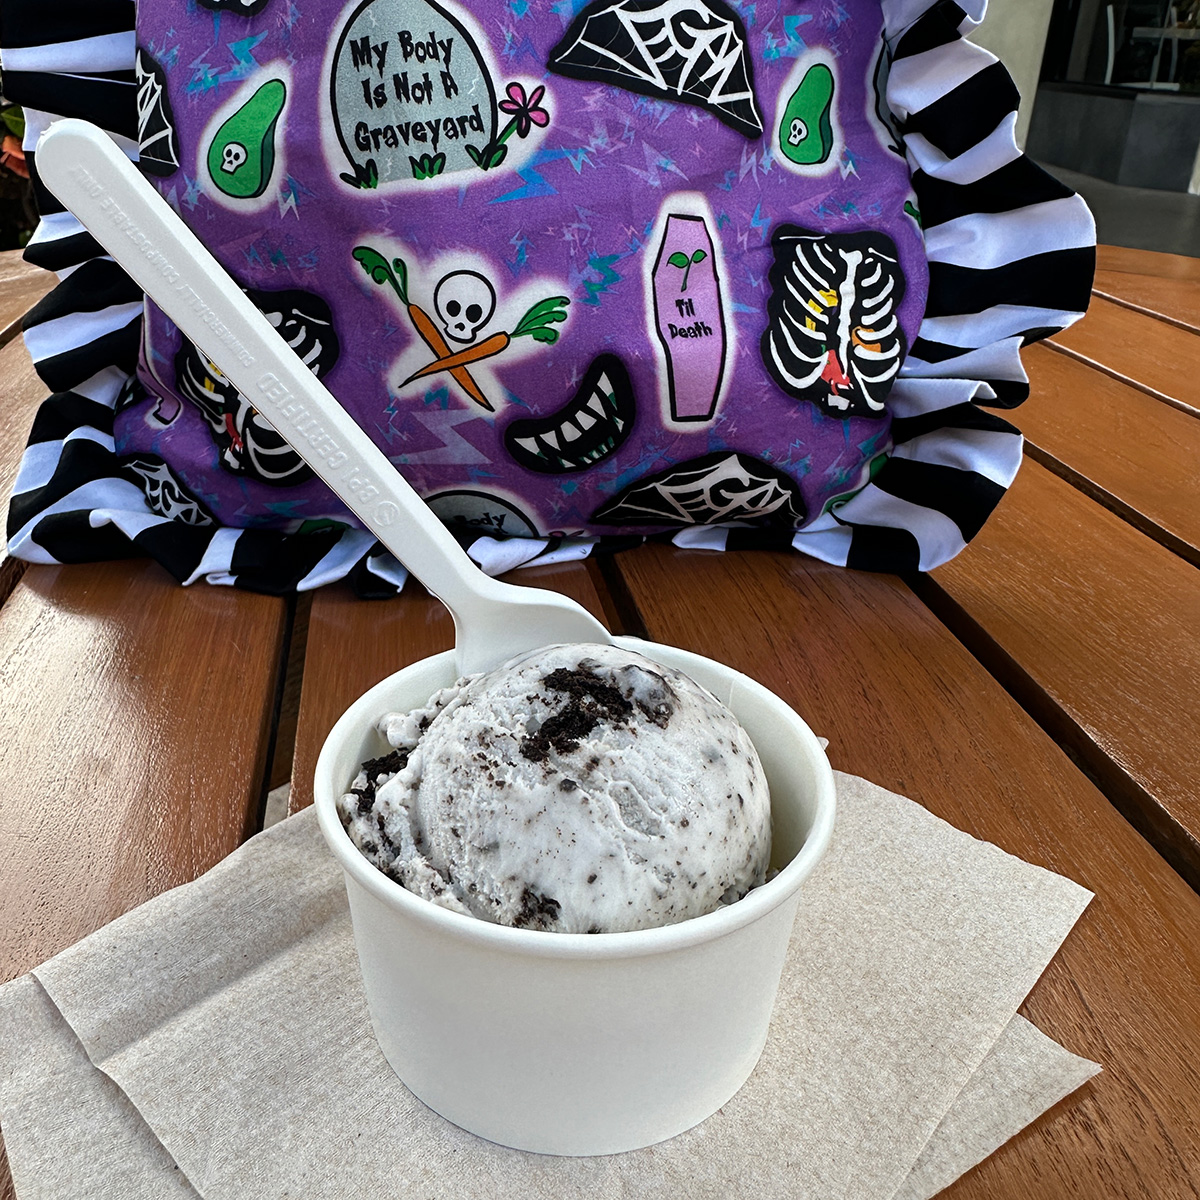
[504,354,635,474]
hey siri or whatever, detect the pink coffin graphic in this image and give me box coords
[651,213,728,423]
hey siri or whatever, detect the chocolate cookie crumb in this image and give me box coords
[353,748,412,811]
[519,666,634,762]
[512,887,562,930]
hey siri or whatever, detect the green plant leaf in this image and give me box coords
[352,246,407,304]
[512,296,570,339]
[487,144,508,169]
[690,248,707,264]
[465,144,482,166]
[667,251,690,269]
[522,296,571,322]
[1,107,25,138]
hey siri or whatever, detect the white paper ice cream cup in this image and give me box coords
[314,636,836,1156]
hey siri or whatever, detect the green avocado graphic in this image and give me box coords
[779,64,835,167]
[207,78,287,199]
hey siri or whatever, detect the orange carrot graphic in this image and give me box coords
[400,295,570,387]
[353,247,493,411]
[402,332,510,384]
[406,304,492,410]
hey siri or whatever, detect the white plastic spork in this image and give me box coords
[36,119,612,675]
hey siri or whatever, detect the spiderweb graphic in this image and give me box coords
[134,49,180,177]
[592,452,806,527]
[123,456,215,527]
[549,0,764,138]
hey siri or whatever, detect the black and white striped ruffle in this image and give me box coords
[1,0,1094,589]
[786,0,1096,572]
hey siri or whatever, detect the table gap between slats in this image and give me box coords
[1091,288,1200,337]
[1048,296,1200,413]
[610,542,1200,1200]
[1009,343,1200,565]
[912,457,1200,891]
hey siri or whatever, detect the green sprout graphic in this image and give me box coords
[667,248,707,292]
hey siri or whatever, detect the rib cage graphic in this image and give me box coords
[174,288,340,486]
[761,227,907,420]
[549,0,763,138]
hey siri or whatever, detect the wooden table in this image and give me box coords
[1,246,1198,1198]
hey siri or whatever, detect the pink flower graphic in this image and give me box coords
[497,82,550,140]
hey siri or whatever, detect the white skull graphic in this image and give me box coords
[434,271,496,344]
[221,142,247,174]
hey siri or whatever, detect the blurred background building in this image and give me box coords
[974,0,1200,255]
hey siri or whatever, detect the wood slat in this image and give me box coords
[1096,245,1200,283]
[288,560,611,814]
[1016,343,1200,563]
[1093,272,1200,335]
[0,560,289,985]
[615,543,1200,1200]
[1049,296,1200,411]
[0,250,53,349]
[920,457,1200,889]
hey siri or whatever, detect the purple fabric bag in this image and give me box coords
[4,0,1096,592]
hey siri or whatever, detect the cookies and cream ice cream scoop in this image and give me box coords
[337,643,771,933]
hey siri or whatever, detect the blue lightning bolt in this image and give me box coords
[763,13,812,61]
[186,32,266,93]
[623,141,689,189]
[825,0,852,29]
[630,94,676,128]
[389,407,492,465]
[560,146,594,173]
[580,254,621,306]
[551,0,590,23]
[750,202,772,244]
[501,30,540,63]
[221,34,267,84]
[278,174,317,219]
[186,53,220,94]
[149,39,181,70]
[264,499,310,521]
[181,175,203,210]
[729,0,758,26]
[491,147,574,203]
[507,231,534,277]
